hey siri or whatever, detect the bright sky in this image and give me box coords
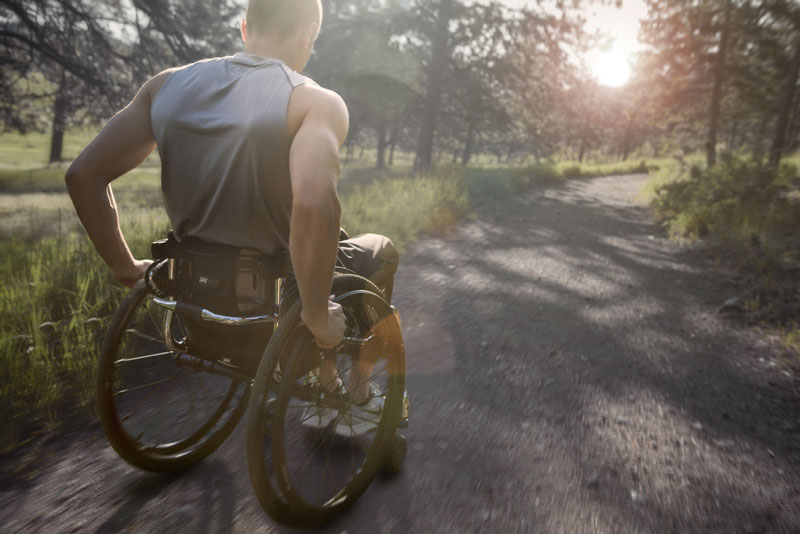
[505,0,649,53]
[505,0,650,85]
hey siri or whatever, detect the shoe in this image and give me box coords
[299,379,341,430]
[335,383,384,437]
[299,401,337,429]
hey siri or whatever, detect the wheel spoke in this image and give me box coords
[124,327,162,344]
[114,374,176,396]
[114,350,172,365]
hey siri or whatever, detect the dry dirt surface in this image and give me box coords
[2,173,799,533]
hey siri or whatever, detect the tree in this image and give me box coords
[1,0,241,162]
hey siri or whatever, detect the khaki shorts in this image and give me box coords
[279,233,399,314]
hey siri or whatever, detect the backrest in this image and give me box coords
[151,232,288,375]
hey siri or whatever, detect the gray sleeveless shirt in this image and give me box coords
[151,53,313,254]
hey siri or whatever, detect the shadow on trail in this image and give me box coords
[394,175,800,531]
[96,458,237,534]
[268,472,413,534]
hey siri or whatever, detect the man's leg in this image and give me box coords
[336,233,399,304]
[280,232,399,401]
[336,234,399,403]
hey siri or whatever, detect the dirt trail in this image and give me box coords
[2,174,799,533]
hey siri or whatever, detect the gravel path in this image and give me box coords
[2,173,799,533]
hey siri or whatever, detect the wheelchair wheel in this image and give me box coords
[97,280,250,472]
[246,274,405,528]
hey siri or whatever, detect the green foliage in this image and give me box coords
[649,155,800,240]
[509,159,655,191]
[645,154,800,338]
[510,163,564,190]
[0,156,470,449]
[341,165,469,251]
[0,216,167,452]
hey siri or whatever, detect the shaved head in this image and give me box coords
[246,0,322,40]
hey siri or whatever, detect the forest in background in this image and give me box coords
[1,0,799,451]
[4,0,800,171]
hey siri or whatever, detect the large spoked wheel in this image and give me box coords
[246,274,406,528]
[97,280,250,472]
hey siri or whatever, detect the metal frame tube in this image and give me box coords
[152,297,279,326]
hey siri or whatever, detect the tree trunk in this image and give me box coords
[784,97,800,155]
[49,71,67,164]
[754,113,769,160]
[769,34,800,170]
[388,122,398,166]
[621,115,633,161]
[578,137,586,163]
[376,117,387,169]
[414,0,453,172]
[461,121,474,166]
[728,118,738,150]
[706,1,732,168]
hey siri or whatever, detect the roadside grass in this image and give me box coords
[0,138,469,452]
[508,157,666,192]
[0,131,92,167]
[342,164,469,249]
[0,129,667,452]
[642,153,800,350]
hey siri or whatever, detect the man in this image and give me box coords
[65,0,397,432]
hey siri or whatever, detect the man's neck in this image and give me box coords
[243,39,294,67]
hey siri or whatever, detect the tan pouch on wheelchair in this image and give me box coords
[156,233,287,376]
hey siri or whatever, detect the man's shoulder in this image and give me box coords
[287,84,349,140]
[291,84,347,115]
[143,57,226,101]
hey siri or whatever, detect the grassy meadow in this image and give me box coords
[0,129,657,453]
[0,130,474,453]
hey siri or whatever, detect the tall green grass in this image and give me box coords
[0,216,168,452]
[646,155,800,240]
[0,160,468,451]
[508,158,661,191]
[643,154,800,344]
[341,165,469,249]
[1,128,670,451]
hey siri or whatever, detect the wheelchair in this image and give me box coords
[95,232,409,528]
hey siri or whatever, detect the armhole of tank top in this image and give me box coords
[152,69,178,106]
[281,67,316,140]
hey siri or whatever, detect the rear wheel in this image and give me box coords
[246,274,406,528]
[97,281,250,472]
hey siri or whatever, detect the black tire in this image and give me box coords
[97,281,250,472]
[383,434,407,474]
[246,274,406,528]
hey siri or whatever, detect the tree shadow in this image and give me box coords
[95,458,237,534]
[391,175,800,531]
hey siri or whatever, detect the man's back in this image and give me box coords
[65,0,355,348]
[152,53,313,255]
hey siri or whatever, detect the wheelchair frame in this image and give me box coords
[97,245,409,528]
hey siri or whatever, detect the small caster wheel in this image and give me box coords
[384,434,407,474]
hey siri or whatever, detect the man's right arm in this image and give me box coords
[287,85,350,348]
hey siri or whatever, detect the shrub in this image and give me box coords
[649,155,799,240]
[510,164,563,190]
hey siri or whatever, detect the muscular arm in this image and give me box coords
[65,71,171,286]
[287,86,349,332]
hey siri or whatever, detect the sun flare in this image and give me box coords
[593,51,631,87]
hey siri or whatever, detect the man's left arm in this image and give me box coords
[65,72,169,287]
